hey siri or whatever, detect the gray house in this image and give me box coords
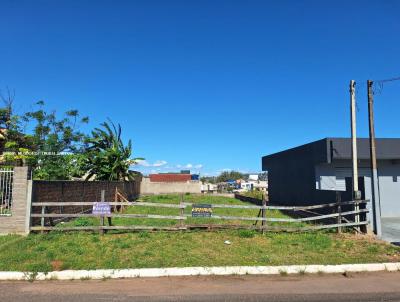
[262,138,400,224]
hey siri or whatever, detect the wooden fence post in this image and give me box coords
[41,205,46,234]
[180,193,184,228]
[100,190,105,235]
[261,194,266,234]
[336,192,342,234]
[114,187,118,213]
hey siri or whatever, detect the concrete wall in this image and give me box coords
[0,167,31,235]
[140,177,201,195]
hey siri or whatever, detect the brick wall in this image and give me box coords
[31,180,140,226]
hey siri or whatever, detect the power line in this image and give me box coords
[372,75,400,95]
[374,76,400,83]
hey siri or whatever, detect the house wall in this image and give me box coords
[262,139,329,205]
[315,161,373,222]
[377,163,400,217]
[263,138,400,228]
[315,160,400,217]
[140,177,201,194]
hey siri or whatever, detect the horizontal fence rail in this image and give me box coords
[30,197,370,234]
[31,199,368,210]
[30,221,369,233]
[31,208,368,223]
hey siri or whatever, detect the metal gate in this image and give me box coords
[0,168,13,216]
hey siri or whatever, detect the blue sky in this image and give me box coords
[1,0,399,176]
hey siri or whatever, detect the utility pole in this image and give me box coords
[367,80,382,237]
[350,80,361,231]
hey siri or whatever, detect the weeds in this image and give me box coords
[24,272,38,282]
[238,230,257,238]
[279,269,288,276]
[138,231,150,238]
[298,268,306,275]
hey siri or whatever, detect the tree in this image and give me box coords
[0,90,145,181]
[200,176,217,184]
[0,96,89,179]
[0,88,34,166]
[83,120,143,181]
[23,101,89,179]
[258,172,268,181]
[216,170,244,183]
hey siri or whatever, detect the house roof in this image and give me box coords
[327,137,400,160]
[262,138,400,170]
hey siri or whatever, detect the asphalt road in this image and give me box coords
[1,272,400,302]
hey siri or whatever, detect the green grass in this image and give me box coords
[0,195,397,272]
[239,190,265,200]
[0,231,399,272]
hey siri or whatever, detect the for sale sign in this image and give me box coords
[92,202,111,215]
[192,204,212,217]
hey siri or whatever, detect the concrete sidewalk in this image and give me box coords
[1,272,400,301]
[382,217,400,244]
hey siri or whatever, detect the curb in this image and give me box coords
[1,263,400,281]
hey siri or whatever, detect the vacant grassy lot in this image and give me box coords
[59,193,302,228]
[0,195,398,272]
[0,231,399,272]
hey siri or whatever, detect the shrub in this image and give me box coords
[238,230,257,238]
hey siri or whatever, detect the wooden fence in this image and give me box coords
[30,195,369,234]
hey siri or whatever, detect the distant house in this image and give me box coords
[149,173,192,182]
[240,181,253,191]
[201,183,217,193]
[248,174,259,181]
[149,170,199,182]
[262,138,400,221]
[141,170,201,194]
[253,180,268,192]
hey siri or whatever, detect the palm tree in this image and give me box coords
[84,120,143,181]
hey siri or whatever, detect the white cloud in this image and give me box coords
[137,160,150,166]
[175,163,203,170]
[153,160,168,167]
[137,160,167,167]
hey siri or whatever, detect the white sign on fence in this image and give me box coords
[92,202,111,215]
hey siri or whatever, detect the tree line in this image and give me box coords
[0,89,142,181]
[200,171,267,184]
